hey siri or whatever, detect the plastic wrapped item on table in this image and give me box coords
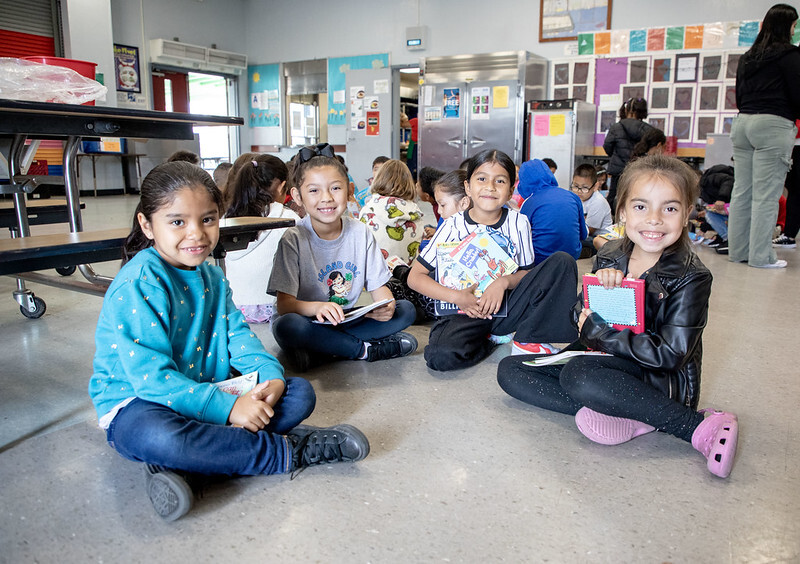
[0,57,107,105]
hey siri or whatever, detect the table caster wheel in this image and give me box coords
[20,296,46,319]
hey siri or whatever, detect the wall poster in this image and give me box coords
[113,44,141,93]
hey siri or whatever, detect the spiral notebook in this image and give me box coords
[582,274,645,334]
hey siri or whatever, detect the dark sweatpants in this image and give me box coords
[424,252,579,371]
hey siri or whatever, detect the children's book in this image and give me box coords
[434,229,518,316]
[582,274,645,333]
[213,371,258,396]
[522,350,610,367]
[312,298,394,325]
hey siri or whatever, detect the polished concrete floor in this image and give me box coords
[1,195,798,563]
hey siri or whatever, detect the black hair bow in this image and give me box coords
[297,143,336,164]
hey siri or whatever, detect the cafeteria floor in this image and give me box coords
[1,194,797,563]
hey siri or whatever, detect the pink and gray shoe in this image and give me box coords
[575,407,656,445]
[691,409,739,478]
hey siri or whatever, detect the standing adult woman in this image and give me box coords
[603,98,654,213]
[728,3,800,268]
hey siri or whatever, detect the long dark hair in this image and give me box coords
[122,162,222,264]
[224,154,287,218]
[615,154,699,253]
[750,3,798,57]
[465,149,516,186]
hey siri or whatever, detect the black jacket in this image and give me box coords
[737,44,800,121]
[603,119,654,175]
[577,239,712,409]
[699,164,735,204]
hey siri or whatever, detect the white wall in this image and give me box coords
[107,0,781,157]
[61,0,117,107]
[243,0,778,66]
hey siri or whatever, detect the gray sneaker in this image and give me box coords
[288,424,370,472]
[144,464,194,521]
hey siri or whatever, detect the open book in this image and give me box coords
[522,349,610,367]
[434,228,518,316]
[312,298,394,325]
[583,274,645,333]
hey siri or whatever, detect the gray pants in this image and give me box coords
[728,113,796,266]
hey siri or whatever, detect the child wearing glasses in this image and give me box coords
[268,144,417,373]
[519,158,587,264]
[572,164,613,258]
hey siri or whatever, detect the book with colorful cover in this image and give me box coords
[582,274,645,333]
[434,229,518,316]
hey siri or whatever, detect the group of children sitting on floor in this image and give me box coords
[88,144,740,522]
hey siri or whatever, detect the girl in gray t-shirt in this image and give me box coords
[267,145,418,372]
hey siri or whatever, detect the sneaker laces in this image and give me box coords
[290,431,346,479]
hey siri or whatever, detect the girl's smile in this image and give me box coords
[464,162,512,221]
[619,175,687,262]
[138,186,220,270]
[292,166,349,239]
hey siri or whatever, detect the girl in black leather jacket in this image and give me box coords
[498,155,739,478]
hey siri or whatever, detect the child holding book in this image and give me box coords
[390,169,471,322]
[407,149,579,371]
[89,162,369,521]
[224,154,299,323]
[269,144,417,372]
[497,154,739,478]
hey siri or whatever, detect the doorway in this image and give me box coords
[152,67,240,169]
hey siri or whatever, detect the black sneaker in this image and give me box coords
[715,241,729,255]
[288,424,370,472]
[706,234,725,248]
[772,234,797,248]
[366,331,418,361]
[144,464,194,522]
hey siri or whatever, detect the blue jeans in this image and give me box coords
[705,210,728,240]
[105,376,316,476]
[729,113,796,265]
[271,299,416,358]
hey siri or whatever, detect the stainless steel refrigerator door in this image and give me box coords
[419,82,468,172]
[345,67,393,190]
[465,80,521,163]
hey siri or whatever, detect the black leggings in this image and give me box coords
[497,354,704,442]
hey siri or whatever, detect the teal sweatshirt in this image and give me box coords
[89,247,284,425]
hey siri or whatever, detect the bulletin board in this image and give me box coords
[248,63,281,128]
[327,53,390,126]
[556,16,788,150]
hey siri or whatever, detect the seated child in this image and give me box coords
[408,149,579,371]
[90,161,368,522]
[572,163,612,257]
[498,154,738,479]
[356,155,390,206]
[417,166,445,222]
[269,144,418,373]
[212,162,232,193]
[518,159,588,264]
[358,159,425,264]
[224,154,300,323]
[390,169,471,322]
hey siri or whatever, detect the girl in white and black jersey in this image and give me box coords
[408,149,579,371]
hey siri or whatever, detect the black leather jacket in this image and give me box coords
[577,240,712,409]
